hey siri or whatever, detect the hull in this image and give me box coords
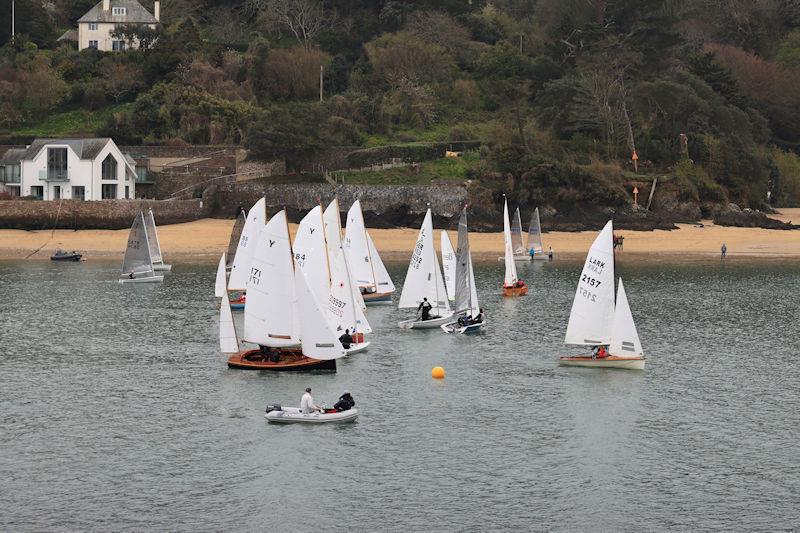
[230,302,245,311]
[558,356,645,370]
[399,313,455,330]
[265,407,358,424]
[441,320,485,334]
[118,275,164,284]
[227,349,336,372]
[345,341,370,355]
[153,263,172,272]
[503,284,528,297]
[362,291,393,305]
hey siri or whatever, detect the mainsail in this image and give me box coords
[228,198,266,291]
[243,210,300,347]
[511,207,525,254]
[344,200,395,293]
[398,209,450,315]
[143,209,164,265]
[454,207,479,318]
[609,279,643,357]
[564,221,616,346]
[528,207,544,256]
[121,212,155,276]
[502,197,519,286]
[441,230,456,301]
[292,205,331,304]
[226,209,246,269]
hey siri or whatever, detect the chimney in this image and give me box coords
[154,1,160,21]
[103,0,110,11]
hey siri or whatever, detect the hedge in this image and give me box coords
[345,141,482,168]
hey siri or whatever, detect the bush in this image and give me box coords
[345,141,482,167]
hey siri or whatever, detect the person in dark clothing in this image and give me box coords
[418,297,433,320]
[334,391,355,411]
[473,308,484,324]
[339,329,353,349]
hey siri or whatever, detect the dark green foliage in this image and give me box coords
[346,141,481,168]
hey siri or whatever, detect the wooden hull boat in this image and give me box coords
[264,406,358,424]
[51,251,82,261]
[118,274,164,284]
[399,313,455,330]
[503,284,528,297]
[441,319,485,334]
[558,356,645,370]
[361,290,393,304]
[153,263,172,272]
[227,348,336,371]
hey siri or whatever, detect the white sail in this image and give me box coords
[294,268,347,361]
[243,210,300,347]
[292,205,331,304]
[121,212,156,276]
[214,253,227,298]
[511,207,525,254]
[226,210,246,269]
[325,199,367,311]
[564,221,616,346]
[528,207,544,255]
[144,209,164,265]
[609,279,643,357]
[454,208,480,317]
[441,230,456,301]
[366,232,395,294]
[468,251,479,317]
[219,288,240,354]
[398,209,450,314]
[228,197,266,291]
[344,200,376,290]
[502,197,518,286]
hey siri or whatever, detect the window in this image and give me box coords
[112,40,126,51]
[47,147,68,181]
[72,186,85,201]
[31,186,44,200]
[53,186,61,200]
[112,7,126,15]
[125,186,130,199]
[89,23,98,30]
[88,40,98,49]
[135,165,148,182]
[102,154,118,180]
[102,184,117,199]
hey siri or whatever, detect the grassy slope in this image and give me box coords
[332,152,479,185]
[4,104,132,138]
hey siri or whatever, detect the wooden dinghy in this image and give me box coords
[501,196,527,297]
[227,348,336,371]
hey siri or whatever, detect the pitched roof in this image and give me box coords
[58,29,78,42]
[22,138,113,161]
[78,0,158,24]
[0,148,26,164]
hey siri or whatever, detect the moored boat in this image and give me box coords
[558,221,645,370]
[50,249,82,261]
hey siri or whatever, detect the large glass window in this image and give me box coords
[135,165,148,182]
[102,154,118,180]
[72,186,85,201]
[102,184,117,199]
[47,147,68,181]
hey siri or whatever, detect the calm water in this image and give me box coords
[1,258,799,531]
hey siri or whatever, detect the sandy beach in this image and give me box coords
[1,209,799,262]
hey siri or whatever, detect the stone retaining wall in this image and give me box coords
[0,199,210,230]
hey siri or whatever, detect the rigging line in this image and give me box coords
[25,198,64,259]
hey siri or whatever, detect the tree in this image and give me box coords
[245,103,329,168]
[100,60,143,102]
[258,0,334,48]
[110,24,161,50]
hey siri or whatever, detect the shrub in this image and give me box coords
[345,141,481,167]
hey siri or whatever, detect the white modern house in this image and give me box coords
[77,0,160,52]
[1,138,137,200]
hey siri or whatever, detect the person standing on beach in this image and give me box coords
[721,243,727,258]
[548,246,554,261]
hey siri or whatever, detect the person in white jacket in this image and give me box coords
[300,387,321,414]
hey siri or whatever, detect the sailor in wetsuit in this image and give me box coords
[339,329,353,349]
[417,298,433,320]
[334,391,355,411]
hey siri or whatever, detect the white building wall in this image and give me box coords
[78,22,156,51]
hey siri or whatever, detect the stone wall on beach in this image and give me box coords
[0,199,210,230]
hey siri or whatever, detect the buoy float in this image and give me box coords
[431,366,445,379]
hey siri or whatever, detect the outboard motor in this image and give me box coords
[265,403,282,414]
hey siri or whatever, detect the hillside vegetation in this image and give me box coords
[5,0,800,210]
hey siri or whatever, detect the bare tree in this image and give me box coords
[259,0,334,48]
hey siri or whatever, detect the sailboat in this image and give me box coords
[441,230,456,302]
[143,208,171,271]
[225,208,247,272]
[559,221,645,370]
[294,203,371,355]
[344,199,396,304]
[527,207,546,261]
[225,210,341,371]
[510,207,528,260]
[227,198,266,310]
[502,196,527,296]
[398,208,454,329]
[118,211,164,284]
[441,207,483,334]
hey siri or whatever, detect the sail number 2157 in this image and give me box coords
[581,274,602,288]
[579,287,597,302]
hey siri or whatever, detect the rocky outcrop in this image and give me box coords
[712,203,797,229]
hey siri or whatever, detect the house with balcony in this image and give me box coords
[78,0,160,52]
[1,138,137,201]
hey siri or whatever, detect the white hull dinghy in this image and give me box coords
[559,221,645,370]
[441,206,484,334]
[265,405,359,424]
[397,207,453,329]
[345,341,370,355]
[119,212,164,284]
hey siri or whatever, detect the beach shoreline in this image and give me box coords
[1,213,799,263]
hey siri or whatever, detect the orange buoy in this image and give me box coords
[431,366,445,379]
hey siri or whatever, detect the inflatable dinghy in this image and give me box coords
[264,404,358,424]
